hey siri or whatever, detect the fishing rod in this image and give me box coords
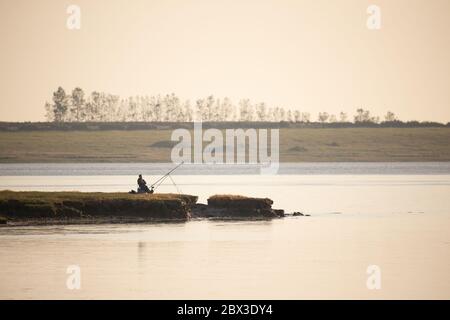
[150,161,184,191]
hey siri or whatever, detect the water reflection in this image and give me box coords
[0,174,449,299]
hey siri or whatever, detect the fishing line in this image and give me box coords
[150,161,184,192]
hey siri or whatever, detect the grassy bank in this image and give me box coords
[0,127,449,162]
[0,191,285,225]
[0,191,198,222]
[203,194,284,218]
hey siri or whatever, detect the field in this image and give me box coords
[0,127,449,162]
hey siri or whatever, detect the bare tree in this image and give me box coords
[339,112,347,122]
[255,102,267,121]
[182,100,193,122]
[329,114,337,123]
[301,112,311,123]
[354,108,366,122]
[384,111,397,122]
[318,112,329,123]
[286,110,294,122]
[52,87,68,122]
[354,108,379,123]
[220,98,234,121]
[126,96,139,121]
[70,87,85,121]
[44,87,401,124]
[194,96,212,121]
[44,102,53,121]
[239,99,255,121]
[272,107,282,122]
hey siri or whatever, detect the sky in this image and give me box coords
[0,0,449,122]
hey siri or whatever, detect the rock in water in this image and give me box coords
[196,195,285,218]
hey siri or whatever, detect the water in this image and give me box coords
[1,162,449,176]
[0,163,449,299]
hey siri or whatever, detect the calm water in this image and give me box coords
[0,163,449,299]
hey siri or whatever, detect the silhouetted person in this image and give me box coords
[137,174,152,193]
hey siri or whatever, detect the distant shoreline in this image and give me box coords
[0,121,449,131]
[0,127,449,163]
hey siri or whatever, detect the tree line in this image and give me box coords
[44,86,413,124]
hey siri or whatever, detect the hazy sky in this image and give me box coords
[0,0,449,122]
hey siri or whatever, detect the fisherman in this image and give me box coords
[137,174,153,193]
[132,163,183,194]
